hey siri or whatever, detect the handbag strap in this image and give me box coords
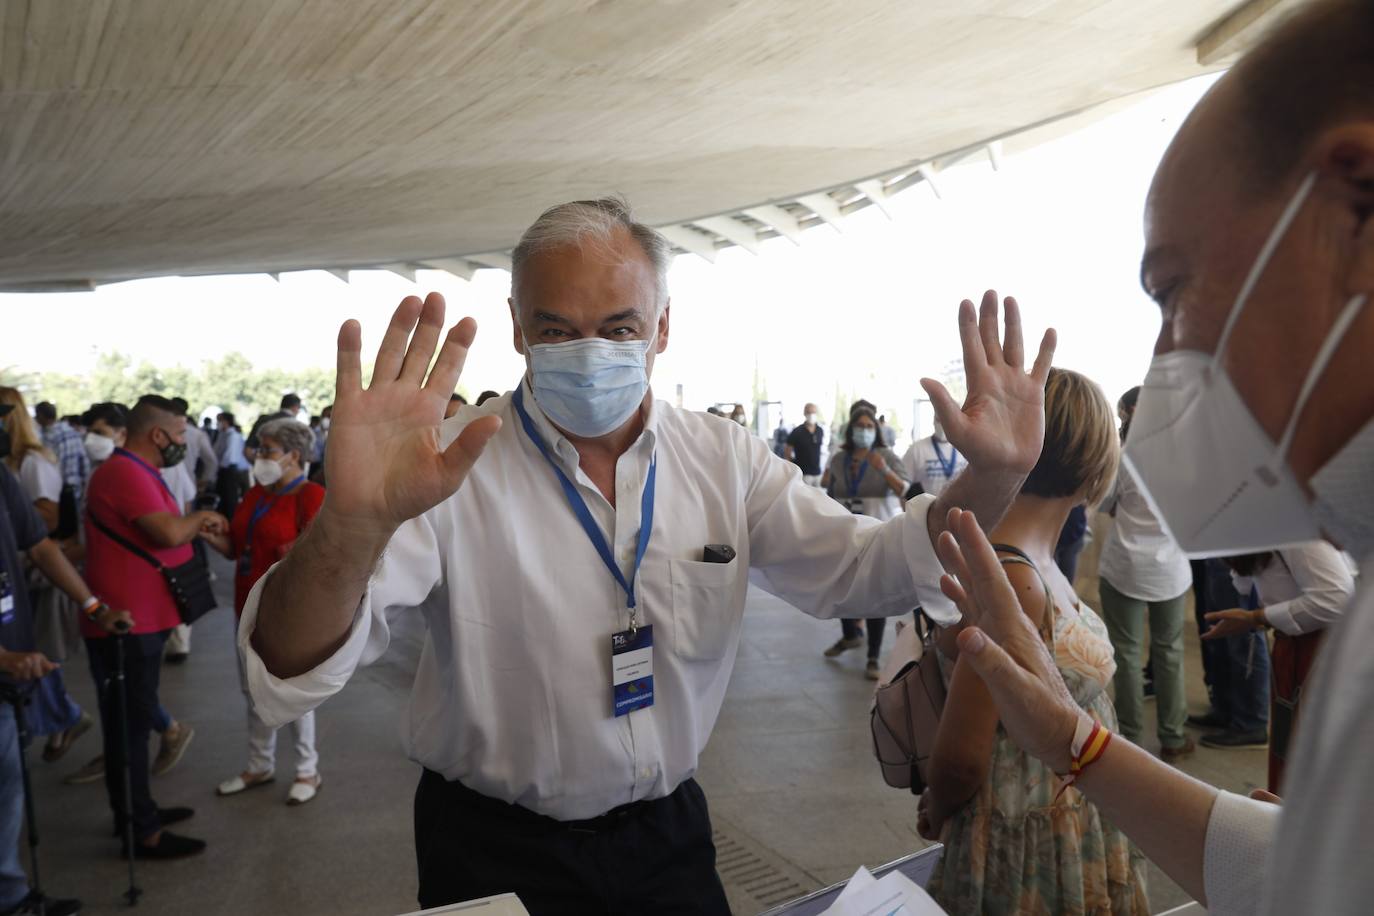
[88,511,167,573]
[989,542,1056,644]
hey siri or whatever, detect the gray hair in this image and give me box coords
[259,417,315,465]
[511,197,672,310]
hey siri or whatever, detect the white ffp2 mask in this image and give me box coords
[1123,171,1371,557]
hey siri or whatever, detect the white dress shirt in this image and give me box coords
[1202,551,1373,916]
[1229,542,1357,636]
[900,435,967,497]
[1097,469,1192,602]
[239,381,951,820]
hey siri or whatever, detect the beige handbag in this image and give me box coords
[870,615,947,794]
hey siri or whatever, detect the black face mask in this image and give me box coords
[0,426,10,460]
[155,430,187,468]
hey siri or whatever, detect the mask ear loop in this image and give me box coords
[1212,171,1320,367]
[1271,292,1371,469]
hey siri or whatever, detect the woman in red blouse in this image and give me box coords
[203,418,326,806]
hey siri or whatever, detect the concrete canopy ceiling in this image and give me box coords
[0,0,1293,290]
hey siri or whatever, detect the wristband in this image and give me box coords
[1055,715,1111,801]
[82,598,106,621]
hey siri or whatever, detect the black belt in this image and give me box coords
[422,768,684,835]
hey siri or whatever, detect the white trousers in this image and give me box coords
[166,623,192,654]
[236,643,318,778]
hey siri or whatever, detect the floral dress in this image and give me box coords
[928,552,1150,915]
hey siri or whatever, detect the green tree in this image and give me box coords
[5,351,344,427]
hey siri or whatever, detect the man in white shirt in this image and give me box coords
[1097,451,1194,759]
[924,3,1374,914]
[241,198,1056,913]
[900,418,968,498]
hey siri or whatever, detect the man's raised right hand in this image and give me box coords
[322,292,502,537]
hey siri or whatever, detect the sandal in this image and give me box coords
[286,774,321,807]
[216,771,275,796]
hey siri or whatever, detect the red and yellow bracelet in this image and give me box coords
[1055,716,1111,801]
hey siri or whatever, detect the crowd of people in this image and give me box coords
[0,390,334,914]
[0,2,1371,914]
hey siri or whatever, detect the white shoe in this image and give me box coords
[216,771,275,796]
[287,775,321,806]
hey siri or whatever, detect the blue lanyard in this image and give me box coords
[114,448,177,502]
[932,440,959,479]
[243,476,306,558]
[846,457,869,498]
[512,387,656,619]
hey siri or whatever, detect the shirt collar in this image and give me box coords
[516,377,659,469]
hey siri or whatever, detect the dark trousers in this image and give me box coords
[414,771,730,915]
[841,617,886,659]
[86,631,169,842]
[1191,560,1269,733]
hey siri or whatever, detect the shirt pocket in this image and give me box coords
[669,558,740,661]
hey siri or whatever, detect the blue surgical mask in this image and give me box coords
[853,428,877,449]
[526,337,651,437]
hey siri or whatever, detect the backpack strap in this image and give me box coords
[990,542,1056,644]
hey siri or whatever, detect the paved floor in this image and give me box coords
[22,547,1266,915]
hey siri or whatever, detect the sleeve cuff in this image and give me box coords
[901,494,958,624]
[236,563,375,729]
[1262,599,1303,636]
[1203,790,1279,916]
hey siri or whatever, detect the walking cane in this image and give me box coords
[2,682,45,916]
[112,626,142,906]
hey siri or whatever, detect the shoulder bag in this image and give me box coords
[89,513,218,625]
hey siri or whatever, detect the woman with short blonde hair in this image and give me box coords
[919,368,1148,914]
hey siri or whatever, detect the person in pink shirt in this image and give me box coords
[84,395,226,860]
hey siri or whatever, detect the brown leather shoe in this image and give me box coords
[1161,736,1196,763]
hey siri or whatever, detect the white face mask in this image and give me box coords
[84,432,116,463]
[805,412,818,425]
[320,417,331,432]
[253,457,285,486]
[853,427,877,450]
[1124,171,1372,557]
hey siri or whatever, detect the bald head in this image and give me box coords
[1139,0,1374,486]
[1231,0,1374,189]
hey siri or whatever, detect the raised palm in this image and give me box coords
[921,290,1056,475]
[323,293,501,534]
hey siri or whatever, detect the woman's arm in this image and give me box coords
[934,508,1224,905]
[925,561,1049,829]
[32,498,58,534]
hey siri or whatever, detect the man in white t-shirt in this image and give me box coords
[901,419,968,497]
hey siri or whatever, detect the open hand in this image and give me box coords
[935,507,1082,773]
[921,291,1055,476]
[322,293,501,537]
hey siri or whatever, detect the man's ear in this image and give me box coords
[1316,123,1374,294]
[509,297,525,355]
[656,301,671,355]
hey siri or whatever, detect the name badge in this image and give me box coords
[843,497,865,514]
[611,625,654,717]
[0,572,14,625]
